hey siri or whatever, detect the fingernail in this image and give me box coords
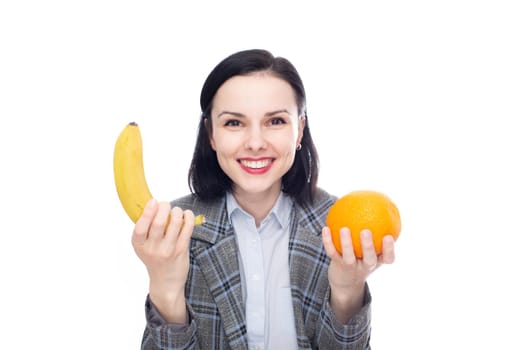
[384,235,394,243]
[361,229,372,240]
[340,227,350,235]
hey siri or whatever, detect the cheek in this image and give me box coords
[212,133,236,156]
[273,137,296,157]
[209,128,224,152]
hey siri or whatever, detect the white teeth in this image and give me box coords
[240,159,272,169]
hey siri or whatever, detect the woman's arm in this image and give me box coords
[317,227,395,349]
[132,199,198,349]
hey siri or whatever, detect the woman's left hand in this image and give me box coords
[321,227,395,322]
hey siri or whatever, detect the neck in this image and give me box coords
[232,185,281,227]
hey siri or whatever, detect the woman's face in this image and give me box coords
[209,73,305,200]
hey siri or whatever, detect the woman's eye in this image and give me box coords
[269,117,286,125]
[224,119,241,127]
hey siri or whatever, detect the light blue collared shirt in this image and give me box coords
[226,192,298,350]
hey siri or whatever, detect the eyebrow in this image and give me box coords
[216,109,290,118]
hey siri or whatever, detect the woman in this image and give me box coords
[132,49,396,350]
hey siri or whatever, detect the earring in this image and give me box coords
[296,143,302,151]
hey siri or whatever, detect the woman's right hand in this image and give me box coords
[132,198,195,323]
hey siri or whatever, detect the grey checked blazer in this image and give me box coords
[141,188,372,350]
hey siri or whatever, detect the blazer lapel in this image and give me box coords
[192,213,248,350]
[288,195,333,348]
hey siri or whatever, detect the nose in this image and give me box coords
[244,125,267,151]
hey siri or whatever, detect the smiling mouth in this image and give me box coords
[239,159,273,169]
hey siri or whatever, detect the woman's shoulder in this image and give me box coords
[287,188,336,235]
[293,188,336,221]
[306,187,337,211]
[314,187,337,203]
[170,193,227,227]
[169,194,228,244]
[170,193,225,211]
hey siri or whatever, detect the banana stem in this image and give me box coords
[194,214,206,226]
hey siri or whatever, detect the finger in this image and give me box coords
[322,226,340,260]
[132,198,157,245]
[380,235,396,264]
[360,229,378,270]
[176,210,195,253]
[164,206,184,243]
[340,227,357,265]
[148,201,171,241]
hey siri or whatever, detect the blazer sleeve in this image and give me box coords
[140,295,200,350]
[315,283,372,349]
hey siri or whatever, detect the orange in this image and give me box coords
[326,190,401,258]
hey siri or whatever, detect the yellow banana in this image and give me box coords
[113,122,205,226]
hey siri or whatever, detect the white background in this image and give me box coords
[1,1,524,348]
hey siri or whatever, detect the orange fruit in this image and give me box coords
[326,190,401,258]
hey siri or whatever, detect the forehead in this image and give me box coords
[212,73,297,114]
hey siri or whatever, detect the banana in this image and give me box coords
[113,122,205,226]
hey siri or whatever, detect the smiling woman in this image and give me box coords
[208,74,305,220]
[190,51,317,207]
[131,49,396,350]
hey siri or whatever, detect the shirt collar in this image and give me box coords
[226,191,293,229]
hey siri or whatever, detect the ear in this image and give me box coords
[296,115,306,146]
[205,118,217,151]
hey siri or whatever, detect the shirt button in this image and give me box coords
[252,274,260,281]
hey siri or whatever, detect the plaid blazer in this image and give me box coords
[141,189,372,350]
